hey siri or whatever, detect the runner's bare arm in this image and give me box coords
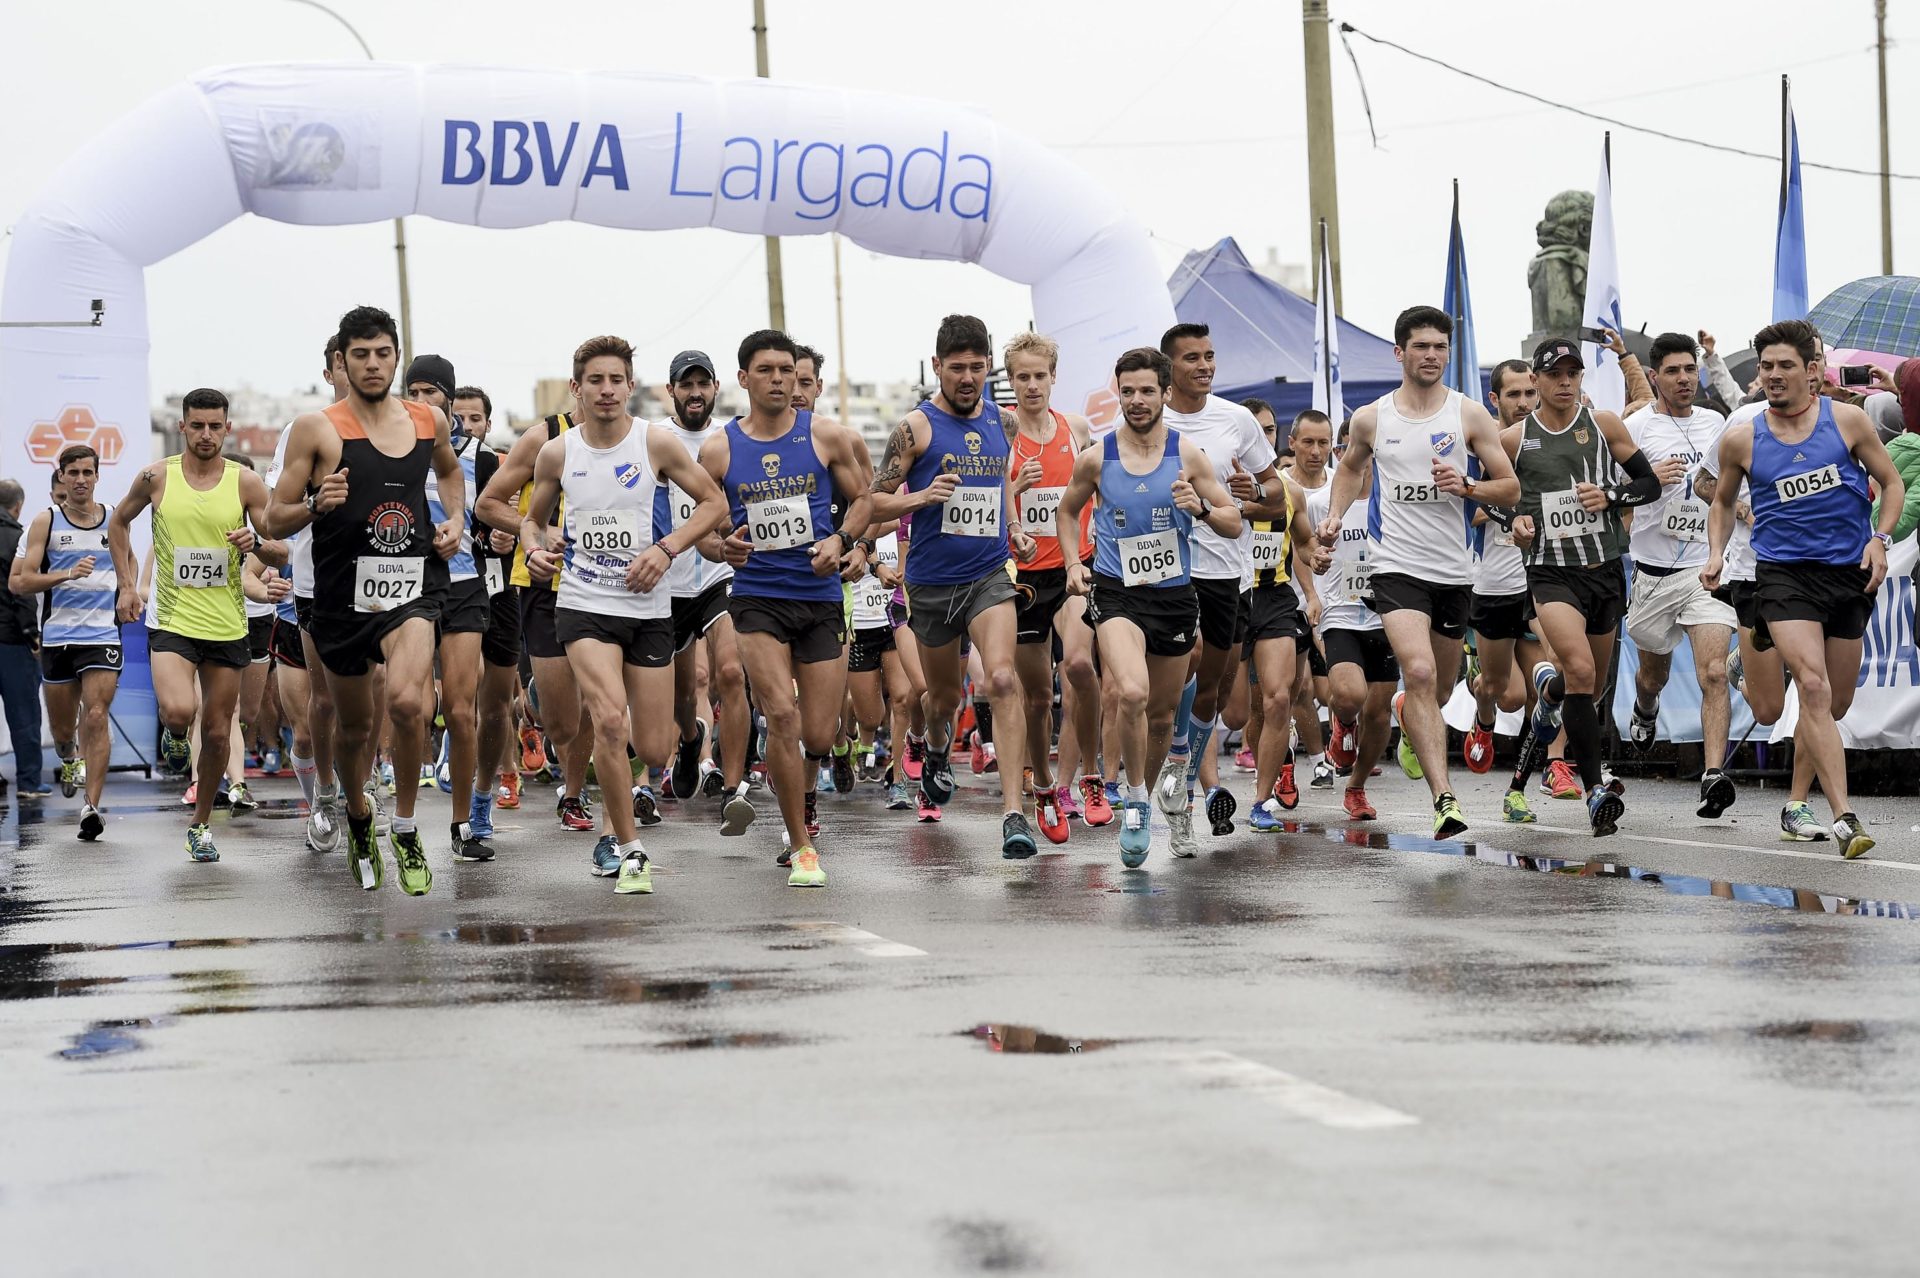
[1321,404,1376,538]
[697,432,749,567]
[1459,398,1520,507]
[7,510,62,595]
[1064,413,1095,453]
[265,412,338,537]
[867,412,937,519]
[649,424,729,555]
[1701,424,1752,591]
[519,437,566,583]
[236,469,280,564]
[1585,411,1660,512]
[826,422,876,548]
[1288,478,1331,575]
[428,408,463,560]
[1176,438,1243,539]
[1056,445,1102,593]
[107,464,160,620]
[474,418,548,535]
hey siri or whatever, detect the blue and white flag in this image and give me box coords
[1312,218,1343,423]
[1579,133,1626,413]
[1442,179,1478,398]
[1772,76,1809,322]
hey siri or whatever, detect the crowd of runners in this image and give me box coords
[1,303,1902,894]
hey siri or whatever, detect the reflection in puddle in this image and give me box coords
[961,1023,1119,1055]
[651,1032,814,1051]
[59,1018,158,1060]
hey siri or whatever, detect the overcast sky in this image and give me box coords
[3,1,1911,418]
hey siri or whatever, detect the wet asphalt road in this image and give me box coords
[3,759,1917,1276]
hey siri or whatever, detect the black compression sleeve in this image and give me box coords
[1605,449,1663,509]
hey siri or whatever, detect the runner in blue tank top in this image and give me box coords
[1056,347,1242,870]
[1701,319,1903,860]
[868,315,1041,857]
[701,329,872,889]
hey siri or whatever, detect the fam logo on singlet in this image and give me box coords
[367,501,416,553]
[24,405,126,467]
[614,462,644,489]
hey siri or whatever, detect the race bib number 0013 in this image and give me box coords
[746,496,814,551]
[1542,488,1604,542]
[1775,464,1841,505]
[1021,486,1064,537]
[173,547,228,587]
[354,556,425,614]
[942,486,1001,538]
[1120,529,1182,587]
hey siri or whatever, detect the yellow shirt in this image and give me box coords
[510,412,572,591]
[152,457,247,641]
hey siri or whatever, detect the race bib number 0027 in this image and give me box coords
[354,556,424,614]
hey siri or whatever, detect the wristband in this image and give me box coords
[1873,531,1892,548]
[836,529,857,554]
[652,541,677,563]
[857,537,878,556]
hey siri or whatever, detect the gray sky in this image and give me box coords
[3,0,1911,418]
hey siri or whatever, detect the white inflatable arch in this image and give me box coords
[1,62,1172,475]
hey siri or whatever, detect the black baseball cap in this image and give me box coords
[669,350,716,382]
[1531,338,1583,373]
[405,353,456,401]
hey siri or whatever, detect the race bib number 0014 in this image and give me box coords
[942,486,1001,538]
[354,556,425,614]
[1775,464,1841,505]
[174,547,228,587]
[1120,529,1182,587]
[746,496,814,551]
[1542,488,1604,542]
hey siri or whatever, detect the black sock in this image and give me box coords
[973,698,993,745]
[1633,695,1657,717]
[1475,717,1495,733]
[1509,729,1545,795]
[1563,693,1602,790]
[1546,673,1567,703]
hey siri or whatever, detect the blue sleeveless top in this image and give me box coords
[904,398,1011,586]
[724,411,841,602]
[1749,399,1871,565]
[41,505,118,647]
[1092,429,1192,589]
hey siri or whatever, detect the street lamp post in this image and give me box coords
[285,0,414,356]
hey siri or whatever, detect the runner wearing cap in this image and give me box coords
[1701,319,1903,859]
[1319,305,1520,838]
[1504,337,1663,839]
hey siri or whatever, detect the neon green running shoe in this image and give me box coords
[1398,734,1424,780]
[787,846,827,888]
[185,823,219,863]
[1502,790,1537,824]
[391,828,433,897]
[58,757,83,799]
[347,815,384,891]
[1433,793,1468,839]
[615,850,655,894]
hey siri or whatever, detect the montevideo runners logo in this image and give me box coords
[368,501,416,551]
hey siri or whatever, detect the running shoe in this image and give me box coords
[670,723,706,801]
[1001,811,1039,860]
[1327,718,1356,772]
[558,794,594,831]
[1433,792,1468,838]
[379,759,395,793]
[519,726,547,775]
[308,787,342,853]
[392,828,433,896]
[1502,790,1536,824]
[1342,787,1378,822]
[902,732,926,782]
[496,770,521,809]
[591,833,622,876]
[1540,759,1581,799]
[816,764,836,794]
[1204,785,1237,836]
[699,760,726,798]
[616,850,655,894]
[787,846,826,888]
[1464,724,1495,774]
[1697,769,1736,819]
[1103,778,1122,809]
[632,784,661,827]
[1090,771,1121,821]
[804,791,821,838]
[227,781,258,814]
[1167,808,1199,859]
[721,788,756,835]
[58,756,82,798]
[262,747,281,776]
[17,782,51,798]
[186,823,218,863]
[1056,784,1082,822]
[916,792,943,823]
[1154,756,1189,816]
[1726,645,1745,695]
[1274,763,1299,811]
[857,748,886,784]
[366,779,391,834]
[468,791,495,841]
[1036,793,1070,845]
[1530,662,1563,739]
[1586,784,1624,838]
[160,727,191,777]
[1310,759,1336,790]
[1833,813,1875,860]
[1020,766,1036,799]
[1233,746,1257,773]
[1248,798,1285,833]
[831,744,856,795]
[452,820,494,862]
[1780,801,1829,842]
[886,782,913,812]
[1391,692,1424,780]
[970,739,994,775]
[78,804,104,842]
[1628,702,1658,754]
[921,739,957,807]
[181,781,197,807]
[1118,799,1152,868]
[346,814,382,890]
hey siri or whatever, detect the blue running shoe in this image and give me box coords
[435,734,452,793]
[1530,661,1563,741]
[1204,785,1237,836]
[1118,799,1152,868]
[1587,783,1625,838]
[1104,779,1123,808]
[590,833,622,876]
[632,785,662,826]
[468,791,495,841]
[921,740,956,807]
[1247,798,1285,833]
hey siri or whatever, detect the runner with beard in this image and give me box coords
[267,306,464,895]
[659,350,755,837]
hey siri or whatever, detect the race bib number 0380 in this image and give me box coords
[174,547,228,587]
[1775,464,1841,505]
[354,556,425,614]
[1120,529,1182,587]
[746,496,814,551]
[942,486,1001,538]
[576,509,640,555]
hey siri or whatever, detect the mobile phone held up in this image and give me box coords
[1840,364,1873,387]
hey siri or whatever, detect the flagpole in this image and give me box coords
[1318,218,1333,411]
[1779,75,1791,230]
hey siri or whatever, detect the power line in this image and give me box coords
[1340,23,1920,182]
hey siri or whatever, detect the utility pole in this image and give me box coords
[1302,0,1342,311]
[1877,0,1893,274]
[753,0,787,330]
[832,235,851,418]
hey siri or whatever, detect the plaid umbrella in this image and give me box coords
[1808,275,1920,358]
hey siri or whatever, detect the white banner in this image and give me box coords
[1579,137,1626,414]
[1312,219,1343,423]
[1772,537,1920,749]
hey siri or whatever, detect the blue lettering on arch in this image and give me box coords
[849,143,894,208]
[720,136,764,200]
[669,112,714,198]
[581,124,628,189]
[534,121,580,185]
[492,121,533,186]
[443,120,484,185]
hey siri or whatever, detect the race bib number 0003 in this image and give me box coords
[354,556,425,614]
[174,547,228,587]
[1775,464,1841,505]
[746,496,814,551]
[942,486,1001,538]
[1542,488,1604,542]
[1120,529,1182,587]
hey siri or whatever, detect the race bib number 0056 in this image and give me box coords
[1120,529,1182,587]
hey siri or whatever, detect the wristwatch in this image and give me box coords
[836,529,857,554]
[1873,531,1893,548]
[303,489,318,515]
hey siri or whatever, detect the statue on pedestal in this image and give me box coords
[1525,190,1594,350]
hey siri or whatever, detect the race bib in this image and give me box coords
[1389,479,1446,504]
[354,556,424,614]
[746,496,814,551]
[1775,464,1841,505]
[942,486,1002,538]
[1340,556,1374,604]
[1661,497,1708,543]
[1541,488,1604,542]
[483,558,505,597]
[173,547,228,587]
[1021,485,1064,537]
[855,574,891,618]
[668,482,697,528]
[576,509,640,556]
[1249,529,1285,574]
[1493,527,1517,548]
[1120,529,1182,587]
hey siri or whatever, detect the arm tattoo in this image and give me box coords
[872,418,915,492]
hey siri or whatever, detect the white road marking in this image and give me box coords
[789,922,927,958]
[1170,1050,1419,1130]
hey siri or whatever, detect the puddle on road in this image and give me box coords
[960,1023,1120,1055]
[651,1031,815,1051]
[58,1018,159,1059]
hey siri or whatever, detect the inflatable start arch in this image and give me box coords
[0,62,1171,482]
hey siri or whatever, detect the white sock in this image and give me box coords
[1127,784,1150,804]
[620,839,646,857]
[292,754,317,805]
[392,815,415,834]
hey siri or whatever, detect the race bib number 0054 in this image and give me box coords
[1775,464,1841,505]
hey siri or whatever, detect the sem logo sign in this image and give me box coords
[25,405,126,466]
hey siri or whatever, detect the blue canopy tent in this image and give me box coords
[1167,237,1407,427]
